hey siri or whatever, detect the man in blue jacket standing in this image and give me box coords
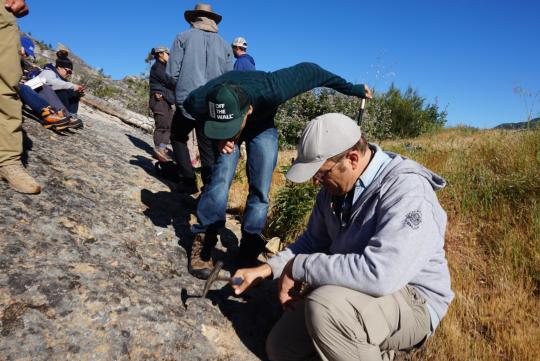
[232,37,255,71]
[232,113,454,361]
[167,3,232,194]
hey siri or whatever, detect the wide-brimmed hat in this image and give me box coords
[184,3,222,24]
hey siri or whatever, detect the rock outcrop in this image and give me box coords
[0,104,280,360]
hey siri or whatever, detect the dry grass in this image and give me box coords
[229,128,540,360]
[227,149,295,216]
[382,127,540,360]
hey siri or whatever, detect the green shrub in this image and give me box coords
[94,84,121,99]
[275,89,393,149]
[79,74,121,100]
[125,77,150,115]
[275,84,444,149]
[267,174,319,244]
[383,84,447,137]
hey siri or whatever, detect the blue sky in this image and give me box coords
[18,0,540,128]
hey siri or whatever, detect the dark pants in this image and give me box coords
[170,108,216,186]
[54,89,80,114]
[149,96,173,148]
[37,84,69,115]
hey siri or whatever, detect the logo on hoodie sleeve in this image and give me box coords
[404,210,422,230]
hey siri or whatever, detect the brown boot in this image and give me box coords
[0,164,41,194]
[188,232,218,279]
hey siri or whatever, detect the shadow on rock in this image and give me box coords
[21,128,34,166]
[211,227,240,274]
[211,280,282,360]
[126,133,181,189]
[126,133,154,157]
[140,188,197,250]
[130,155,180,190]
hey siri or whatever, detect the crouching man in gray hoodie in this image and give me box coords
[232,113,454,361]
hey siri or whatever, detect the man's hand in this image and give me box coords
[231,263,272,295]
[363,84,373,99]
[75,85,85,94]
[278,258,302,310]
[218,139,236,154]
[5,0,29,17]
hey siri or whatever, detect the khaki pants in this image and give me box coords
[0,6,23,166]
[266,285,431,361]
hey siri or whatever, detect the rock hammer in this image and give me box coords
[202,261,243,298]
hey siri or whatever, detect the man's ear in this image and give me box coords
[348,150,361,169]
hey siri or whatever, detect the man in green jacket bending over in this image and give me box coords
[183,62,372,279]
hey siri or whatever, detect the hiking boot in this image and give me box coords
[40,107,70,130]
[66,116,84,129]
[188,232,219,279]
[57,111,84,130]
[0,164,41,194]
[237,233,267,269]
[175,177,199,195]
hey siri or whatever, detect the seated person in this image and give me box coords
[18,83,72,130]
[39,50,85,115]
[19,39,82,129]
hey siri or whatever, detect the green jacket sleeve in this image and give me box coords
[270,62,366,105]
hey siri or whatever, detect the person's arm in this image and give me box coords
[291,174,444,297]
[166,35,184,82]
[272,62,372,104]
[164,72,176,91]
[232,190,333,296]
[155,63,176,91]
[39,69,76,91]
[231,263,272,295]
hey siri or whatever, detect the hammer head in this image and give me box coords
[202,261,224,298]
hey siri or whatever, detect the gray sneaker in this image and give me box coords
[0,164,41,194]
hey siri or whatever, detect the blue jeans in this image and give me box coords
[193,127,279,235]
[19,83,49,114]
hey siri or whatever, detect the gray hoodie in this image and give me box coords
[39,66,76,91]
[267,150,454,326]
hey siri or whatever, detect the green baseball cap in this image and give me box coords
[204,82,250,140]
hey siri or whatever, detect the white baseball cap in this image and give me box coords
[286,113,362,183]
[232,37,248,49]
